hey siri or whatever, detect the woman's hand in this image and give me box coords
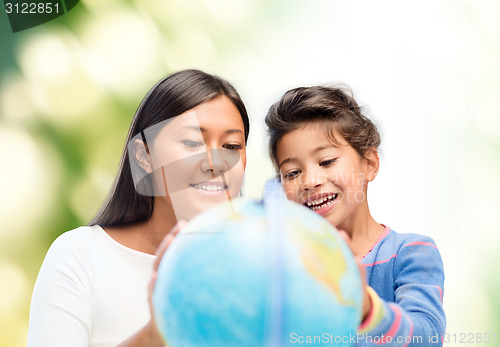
[118,221,185,347]
[147,221,186,345]
[338,230,372,322]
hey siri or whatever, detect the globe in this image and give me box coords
[153,180,363,347]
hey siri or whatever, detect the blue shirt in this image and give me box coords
[357,226,446,346]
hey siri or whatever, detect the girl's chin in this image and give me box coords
[321,209,341,228]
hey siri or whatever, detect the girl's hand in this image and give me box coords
[338,230,372,322]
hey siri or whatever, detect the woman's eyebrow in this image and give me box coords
[178,125,202,132]
[178,125,243,135]
[223,129,244,135]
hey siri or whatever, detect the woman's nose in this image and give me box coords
[200,148,228,174]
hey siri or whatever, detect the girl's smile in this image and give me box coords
[302,192,338,214]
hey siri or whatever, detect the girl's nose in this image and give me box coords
[301,170,326,190]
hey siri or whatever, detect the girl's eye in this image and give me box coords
[182,140,204,148]
[320,158,337,167]
[223,143,243,150]
[283,170,300,180]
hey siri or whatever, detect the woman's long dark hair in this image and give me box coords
[90,70,250,227]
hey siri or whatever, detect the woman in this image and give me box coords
[27,70,250,347]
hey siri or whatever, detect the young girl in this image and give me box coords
[266,86,445,346]
[27,70,250,347]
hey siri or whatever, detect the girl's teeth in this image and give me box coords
[305,194,337,209]
[311,199,334,211]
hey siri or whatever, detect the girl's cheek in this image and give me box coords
[281,183,297,201]
[285,191,299,202]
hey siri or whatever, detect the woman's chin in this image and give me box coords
[168,185,241,221]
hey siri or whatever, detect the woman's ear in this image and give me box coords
[133,139,153,173]
[363,148,380,182]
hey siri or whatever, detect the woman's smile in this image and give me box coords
[190,180,229,196]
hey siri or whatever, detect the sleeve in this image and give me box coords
[359,237,446,346]
[27,231,93,347]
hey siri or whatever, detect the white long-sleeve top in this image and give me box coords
[28,225,155,347]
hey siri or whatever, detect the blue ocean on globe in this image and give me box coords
[153,181,363,347]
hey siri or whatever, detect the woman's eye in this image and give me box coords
[283,170,300,180]
[223,143,243,150]
[182,140,204,148]
[320,158,337,167]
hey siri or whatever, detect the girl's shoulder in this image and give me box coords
[379,228,443,270]
[364,227,444,281]
[384,229,440,253]
[364,227,442,264]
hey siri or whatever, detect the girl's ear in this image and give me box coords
[363,148,379,182]
[133,139,153,173]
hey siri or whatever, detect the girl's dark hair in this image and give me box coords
[265,85,380,170]
[90,69,249,227]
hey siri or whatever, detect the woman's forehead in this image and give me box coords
[162,111,200,132]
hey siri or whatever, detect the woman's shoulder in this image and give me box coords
[43,225,107,264]
[49,224,157,263]
[34,226,107,293]
[49,225,101,249]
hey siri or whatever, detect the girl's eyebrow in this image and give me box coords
[313,144,333,152]
[278,157,296,169]
[278,144,334,169]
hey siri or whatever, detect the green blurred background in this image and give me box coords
[1,0,499,346]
